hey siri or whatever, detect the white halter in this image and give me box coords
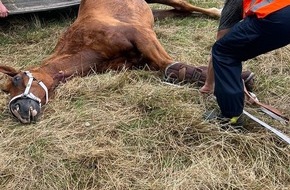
[9,71,49,109]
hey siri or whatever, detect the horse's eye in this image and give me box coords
[12,76,22,86]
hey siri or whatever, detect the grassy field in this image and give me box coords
[0,1,289,190]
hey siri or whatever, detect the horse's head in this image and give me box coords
[0,65,51,124]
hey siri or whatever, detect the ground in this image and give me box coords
[0,2,289,190]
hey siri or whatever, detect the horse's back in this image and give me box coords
[78,0,154,26]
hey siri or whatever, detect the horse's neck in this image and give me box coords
[40,50,101,79]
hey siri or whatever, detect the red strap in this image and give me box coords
[243,81,289,122]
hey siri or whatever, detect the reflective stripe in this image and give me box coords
[244,0,256,16]
[243,0,290,18]
[249,0,256,8]
[251,0,274,12]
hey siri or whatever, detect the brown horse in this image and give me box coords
[0,0,222,123]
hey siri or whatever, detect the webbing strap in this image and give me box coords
[243,81,289,123]
[24,71,34,96]
[243,110,290,145]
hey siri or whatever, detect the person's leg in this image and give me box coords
[200,29,230,93]
[212,6,290,118]
[200,0,243,93]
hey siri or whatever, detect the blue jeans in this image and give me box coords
[212,6,290,118]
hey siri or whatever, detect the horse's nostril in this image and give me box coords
[15,104,20,111]
[30,106,38,117]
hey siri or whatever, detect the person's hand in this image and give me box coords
[0,2,9,18]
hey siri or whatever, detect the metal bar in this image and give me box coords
[2,0,80,15]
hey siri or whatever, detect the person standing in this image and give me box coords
[201,0,290,126]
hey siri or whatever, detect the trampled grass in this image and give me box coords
[0,1,289,190]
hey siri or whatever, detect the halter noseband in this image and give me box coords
[9,71,49,111]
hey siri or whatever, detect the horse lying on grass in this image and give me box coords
[0,0,254,123]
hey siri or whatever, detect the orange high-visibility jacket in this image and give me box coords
[243,0,290,18]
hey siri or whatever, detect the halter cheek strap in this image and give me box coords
[9,71,49,108]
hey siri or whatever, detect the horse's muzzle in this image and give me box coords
[9,97,41,124]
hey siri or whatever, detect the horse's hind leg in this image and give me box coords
[130,27,174,71]
[145,0,221,18]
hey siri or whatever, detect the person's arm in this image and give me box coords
[0,0,9,18]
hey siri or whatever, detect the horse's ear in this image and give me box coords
[0,65,19,92]
[0,65,19,76]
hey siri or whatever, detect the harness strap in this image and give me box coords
[9,71,49,109]
[165,62,203,84]
[24,72,34,96]
[178,66,186,81]
[243,81,289,123]
[38,81,49,104]
[24,71,49,104]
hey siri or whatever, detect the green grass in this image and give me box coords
[0,1,289,190]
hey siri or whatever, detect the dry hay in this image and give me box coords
[0,2,289,190]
